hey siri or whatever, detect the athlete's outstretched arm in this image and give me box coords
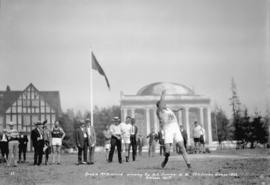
[172,107,184,112]
[159,90,166,109]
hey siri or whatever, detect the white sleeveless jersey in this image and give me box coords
[159,108,177,125]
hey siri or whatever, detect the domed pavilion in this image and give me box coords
[120,82,212,146]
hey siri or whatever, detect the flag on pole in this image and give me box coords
[91,52,111,90]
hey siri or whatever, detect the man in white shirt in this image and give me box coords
[193,121,203,153]
[120,116,132,162]
[200,127,206,153]
[129,118,138,161]
[7,121,19,167]
[108,117,122,163]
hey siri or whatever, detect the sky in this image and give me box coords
[0,0,269,117]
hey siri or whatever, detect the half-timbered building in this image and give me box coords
[0,83,62,151]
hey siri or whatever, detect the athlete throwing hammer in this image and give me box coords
[156,90,191,169]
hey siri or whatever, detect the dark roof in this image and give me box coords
[0,85,62,114]
[0,91,21,113]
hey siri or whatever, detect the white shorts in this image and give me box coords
[52,138,62,146]
[105,144,111,150]
[122,137,130,144]
[164,122,183,144]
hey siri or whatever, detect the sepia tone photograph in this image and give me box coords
[0,0,269,184]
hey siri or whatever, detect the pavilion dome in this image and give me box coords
[137,82,195,96]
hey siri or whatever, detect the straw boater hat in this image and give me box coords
[7,121,15,126]
[80,120,86,125]
[113,117,120,122]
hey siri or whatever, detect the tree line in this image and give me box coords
[211,78,269,148]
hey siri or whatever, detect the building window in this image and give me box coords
[18,114,22,124]
[46,115,51,122]
[12,106,16,113]
[17,100,22,106]
[23,115,31,126]
[46,107,50,113]
[17,107,22,113]
[32,100,39,107]
[32,115,39,125]
[51,114,56,123]
[6,108,11,113]
[23,100,31,107]
[23,108,27,113]
[40,100,45,106]
[41,114,46,122]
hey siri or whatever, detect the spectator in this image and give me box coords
[103,124,112,161]
[18,129,28,163]
[120,116,132,162]
[43,122,51,165]
[137,134,144,156]
[146,128,157,157]
[0,129,9,163]
[200,126,206,153]
[85,119,96,165]
[6,122,19,167]
[180,125,188,149]
[108,117,122,164]
[74,121,88,165]
[31,121,44,166]
[128,118,138,161]
[51,120,65,165]
[157,127,165,156]
[193,121,203,153]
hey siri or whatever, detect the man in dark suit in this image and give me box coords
[85,119,96,165]
[18,129,28,163]
[128,118,138,161]
[31,121,44,165]
[180,125,188,149]
[157,127,165,156]
[0,129,9,163]
[74,120,88,165]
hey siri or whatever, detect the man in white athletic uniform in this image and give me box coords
[120,116,132,162]
[156,90,191,169]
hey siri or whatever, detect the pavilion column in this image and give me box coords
[177,110,183,125]
[184,107,191,146]
[130,108,135,118]
[145,108,150,135]
[199,107,204,127]
[207,107,212,144]
[122,108,127,122]
[153,108,159,132]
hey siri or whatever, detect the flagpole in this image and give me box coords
[90,50,94,127]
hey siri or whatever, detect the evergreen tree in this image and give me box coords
[229,78,243,144]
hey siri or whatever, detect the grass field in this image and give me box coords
[0,149,269,185]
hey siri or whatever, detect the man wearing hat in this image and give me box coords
[74,120,88,165]
[43,122,51,165]
[108,117,122,163]
[85,119,96,165]
[31,121,44,165]
[6,121,19,167]
[0,129,9,163]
